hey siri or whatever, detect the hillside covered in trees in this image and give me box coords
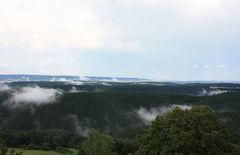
[0,81,240,154]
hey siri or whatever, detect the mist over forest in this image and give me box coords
[1,0,240,154]
[0,76,240,154]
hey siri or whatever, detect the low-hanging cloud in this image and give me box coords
[199,88,229,96]
[69,87,85,93]
[7,86,62,107]
[137,105,191,125]
[68,114,89,137]
[0,83,11,92]
[67,81,84,86]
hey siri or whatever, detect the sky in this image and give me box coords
[0,0,240,81]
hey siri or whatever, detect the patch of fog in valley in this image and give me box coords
[199,88,229,96]
[68,114,89,137]
[69,86,85,93]
[4,86,62,108]
[137,105,191,125]
[67,81,84,86]
[0,82,12,92]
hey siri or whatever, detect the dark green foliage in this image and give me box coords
[233,144,240,154]
[218,112,240,144]
[0,129,84,150]
[115,139,138,155]
[2,82,240,142]
[0,137,7,155]
[26,143,41,150]
[137,106,235,155]
[41,142,51,151]
[1,82,240,154]
[81,129,117,155]
[77,147,86,155]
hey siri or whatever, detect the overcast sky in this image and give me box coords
[0,0,240,81]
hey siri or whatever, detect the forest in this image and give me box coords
[0,81,240,154]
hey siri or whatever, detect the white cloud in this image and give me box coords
[67,81,83,85]
[202,64,227,70]
[0,0,113,50]
[137,105,191,124]
[135,0,239,19]
[203,65,210,69]
[68,114,89,136]
[0,0,239,80]
[0,63,9,68]
[179,0,232,19]
[109,40,143,52]
[199,88,229,96]
[7,86,62,107]
[0,83,11,91]
[3,0,236,52]
[24,56,89,75]
[218,64,226,68]
[0,0,144,61]
[194,64,199,68]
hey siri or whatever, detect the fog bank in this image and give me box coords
[68,114,89,137]
[137,105,191,125]
[0,83,11,92]
[7,86,62,107]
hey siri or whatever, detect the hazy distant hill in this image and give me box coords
[0,74,147,82]
[0,81,240,143]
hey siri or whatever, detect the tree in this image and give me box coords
[137,106,236,155]
[81,129,117,155]
[0,137,7,155]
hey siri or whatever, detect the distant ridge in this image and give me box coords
[1,74,239,83]
[0,74,147,82]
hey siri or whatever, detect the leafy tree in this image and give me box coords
[0,129,84,150]
[137,106,236,155]
[115,139,138,155]
[0,137,7,155]
[81,129,117,155]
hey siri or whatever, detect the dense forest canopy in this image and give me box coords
[0,81,240,154]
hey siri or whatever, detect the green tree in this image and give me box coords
[0,137,7,155]
[81,129,117,155]
[137,106,236,155]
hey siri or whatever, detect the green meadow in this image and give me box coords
[7,149,78,155]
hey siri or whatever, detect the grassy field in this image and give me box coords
[7,148,78,155]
